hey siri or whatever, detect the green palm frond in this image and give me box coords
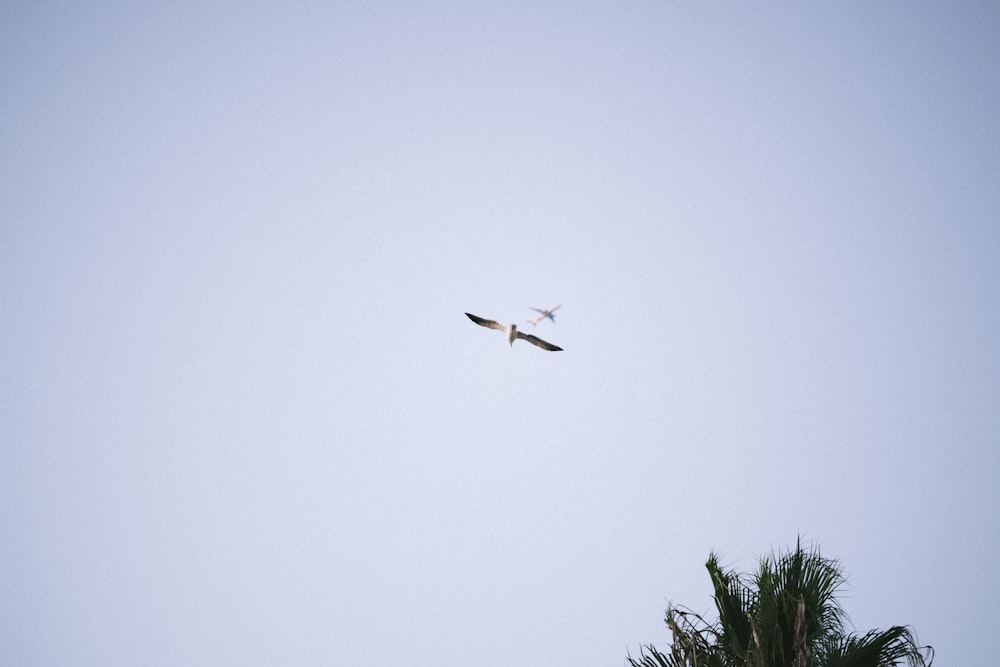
[626,645,677,667]
[818,626,933,667]
[744,538,853,666]
[707,554,754,661]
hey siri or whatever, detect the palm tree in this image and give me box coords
[627,539,932,667]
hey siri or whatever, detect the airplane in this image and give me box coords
[528,304,561,326]
[465,312,563,351]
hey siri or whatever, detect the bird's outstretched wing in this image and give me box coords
[516,331,563,351]
[466,312,505,331]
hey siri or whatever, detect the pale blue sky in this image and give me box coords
[2,2,998,665]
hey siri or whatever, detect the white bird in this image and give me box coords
[465,312,563,351]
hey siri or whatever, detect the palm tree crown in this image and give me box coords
[628,539,932,667]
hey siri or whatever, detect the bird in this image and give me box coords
[465,312,563,351]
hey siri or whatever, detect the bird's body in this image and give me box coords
[465,312,563,351]
[505,323,518,346]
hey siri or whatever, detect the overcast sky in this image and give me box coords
[2,2,998,665]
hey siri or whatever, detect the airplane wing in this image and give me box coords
[516,331,563,351]
[465,312,505,331]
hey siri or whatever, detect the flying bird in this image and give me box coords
[528,304,561,326]
[465,312,563,351]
